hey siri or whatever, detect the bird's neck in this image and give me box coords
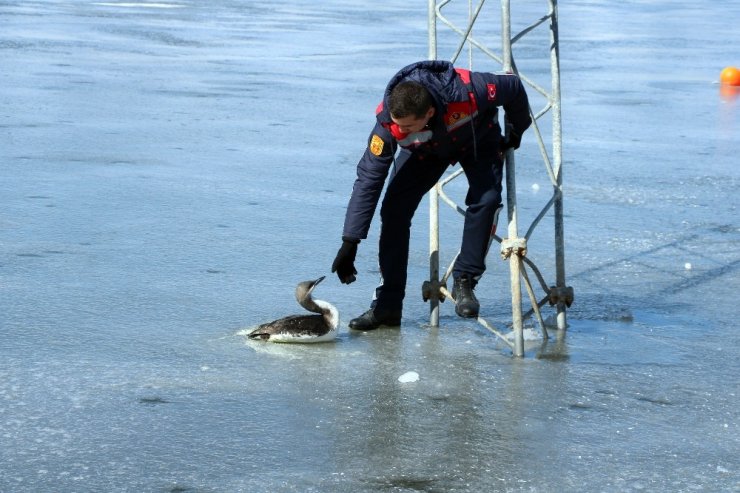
[313,299,339,329]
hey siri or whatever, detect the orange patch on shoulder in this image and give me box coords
[370,134,384,156]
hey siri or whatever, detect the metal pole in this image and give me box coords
[549,0,567,330]
[428,0,569,350]
[501,0,524,357]
[430,184,440,327]
[429,0,438,60]
[501,0,511,70]
[468,0,473,69]
[429,0,440,327]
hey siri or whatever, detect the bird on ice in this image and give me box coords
[247,276,339,343]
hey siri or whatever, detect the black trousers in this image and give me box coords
[372,149,504,312]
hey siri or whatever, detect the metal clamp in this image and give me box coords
[500,237,528,260]
[548,286,574,307]
[422,279,447,302]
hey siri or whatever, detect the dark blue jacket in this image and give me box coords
[342,60,531,240]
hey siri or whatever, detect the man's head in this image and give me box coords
[389,81,435,134]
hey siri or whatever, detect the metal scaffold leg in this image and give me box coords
[424,0,573,357]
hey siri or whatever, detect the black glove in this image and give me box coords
[331,237,359,284]
[501,129,522,151]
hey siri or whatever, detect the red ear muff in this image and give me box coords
[388,123,408,141]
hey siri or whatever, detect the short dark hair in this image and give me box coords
[388,81,433,119]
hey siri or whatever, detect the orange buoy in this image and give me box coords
[720,66,740,86]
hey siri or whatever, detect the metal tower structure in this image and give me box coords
[423,0,573,356]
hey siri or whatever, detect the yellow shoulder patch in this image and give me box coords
[369,134,384,156]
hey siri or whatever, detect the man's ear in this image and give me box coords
[426,107,435,119]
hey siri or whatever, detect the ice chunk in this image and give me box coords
[398,371,420,383]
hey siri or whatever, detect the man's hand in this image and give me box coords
[332,237,359,284]
[501,118,523,152]
[501,129,522,151]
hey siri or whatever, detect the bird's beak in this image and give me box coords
[306,276,325,295]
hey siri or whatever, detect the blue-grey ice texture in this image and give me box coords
[1,1,738,492]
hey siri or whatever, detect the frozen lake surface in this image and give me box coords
[1,1,738,491]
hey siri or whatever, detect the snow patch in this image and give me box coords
[398,371,419,383]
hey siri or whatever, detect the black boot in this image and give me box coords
[452,274,480,318]
[349,308,402,331]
